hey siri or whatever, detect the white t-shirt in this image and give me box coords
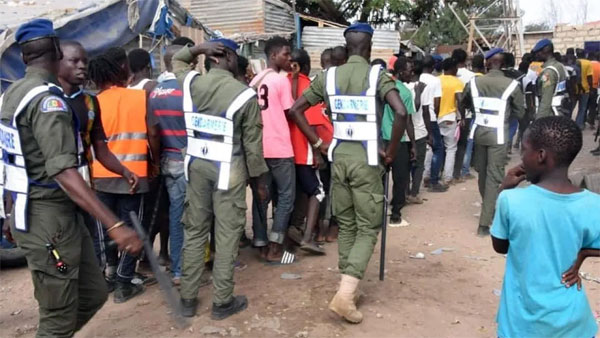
[419,73,442,122]
[457,67,475,118]
[404,82,428,141]
[522,68,538,92]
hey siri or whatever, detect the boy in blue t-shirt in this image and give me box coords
[491,116,600,338]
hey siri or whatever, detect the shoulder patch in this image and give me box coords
[40,96,68,113]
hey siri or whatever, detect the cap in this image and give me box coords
[432,54,443,62]
[15,19,56,44]
[344,22,374,36]
[485,47,504,60]
[210,38,238,52]
[531,39,552,53]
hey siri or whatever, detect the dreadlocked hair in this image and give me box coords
[88,55,127,89]
[526,116,582,167]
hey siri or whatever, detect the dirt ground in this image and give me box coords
[1,129,599,338]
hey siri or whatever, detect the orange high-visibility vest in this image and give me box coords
[93,87,148,178]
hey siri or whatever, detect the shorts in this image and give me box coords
[296,165,325,202]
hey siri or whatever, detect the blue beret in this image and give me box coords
[344,22,374,36]
[15,19,56,44]
[485,47,504,60]
[211,38,238,52]
[432,54,443,62]
[532,39,552,53]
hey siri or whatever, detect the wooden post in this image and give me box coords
[467,17,475,55]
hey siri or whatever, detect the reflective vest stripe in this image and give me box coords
[183,70,256,190]
[107,132,148,141]
[543,65,567,116]
[326,65,380,166]
[469,78,518,145]
[128,78,151,90]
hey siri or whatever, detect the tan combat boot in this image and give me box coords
[328,274,363,323]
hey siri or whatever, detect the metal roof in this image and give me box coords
[302,26,400,51]
[264,0,293,34]
[0,0,112,30]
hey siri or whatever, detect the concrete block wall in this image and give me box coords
[553,23,600,53]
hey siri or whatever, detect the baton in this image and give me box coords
[379,167,390,281]
[146,177,164,248]
[129,211,189,329]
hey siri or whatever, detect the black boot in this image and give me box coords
[181,298,198,317]
[211,295,248,320]
[113,282,144,303]
[477,225,490,237]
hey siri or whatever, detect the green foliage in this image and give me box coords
[283,0,437,25]
[525,22,552,32]
[284,0,502,50]
[411,0,503,50]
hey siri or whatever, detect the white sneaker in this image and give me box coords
[390,219,410,227]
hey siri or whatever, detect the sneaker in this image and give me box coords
[428,183,448,193]
[132,272,157,286]
[423,177,431,188]
[390,218,410,227]
[181,298,198,317]
[406,195,423,204]
[114,282,144,303]
[211,295,248,320]
[462,173,476,180]
[300,241,326,255]
[477,225,490,237]
[389,214,402,224]
[158,255,170,267]
[105,277,115,293]
[172,276,181,286]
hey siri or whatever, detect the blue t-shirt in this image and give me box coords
[491,185,600,338]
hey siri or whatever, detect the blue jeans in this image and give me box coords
[508,118,519,145]
[95,192,143,283]
[430,122,445,185]
[576,93,590,128]
[252,157,296,245]
[462,138,474,176]
[162,158,185,278]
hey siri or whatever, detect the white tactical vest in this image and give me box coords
[0,84,85,232]
[182,71,256,190]
[469,78,519,145]
[543,65,567,116]
[326,65,381,166]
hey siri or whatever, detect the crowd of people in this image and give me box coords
[1,18,599,338]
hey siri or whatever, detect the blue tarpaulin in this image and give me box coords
[0,0,164,91]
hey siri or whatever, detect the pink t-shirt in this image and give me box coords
[250,69,295,158]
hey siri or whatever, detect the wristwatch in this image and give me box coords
[312,138,323,149]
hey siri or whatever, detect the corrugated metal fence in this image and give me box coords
[187,0,264,36]
[302,26,400,71]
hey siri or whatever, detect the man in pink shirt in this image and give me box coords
[249,37,296,263]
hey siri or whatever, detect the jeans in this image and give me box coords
[438,121,458,182]
[95,192,143,283]
[429,122,445,185]
[390,142,411,217]
[162,158,186,278]
[588,88,598,125]
[453,119,471,179]
[576,93,590,128]
[252,157,296,245]
[461,138,474,176]
[508,118,519,147]
[410,138,427,196]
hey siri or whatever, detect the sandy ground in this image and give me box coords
[1,129,599,338]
